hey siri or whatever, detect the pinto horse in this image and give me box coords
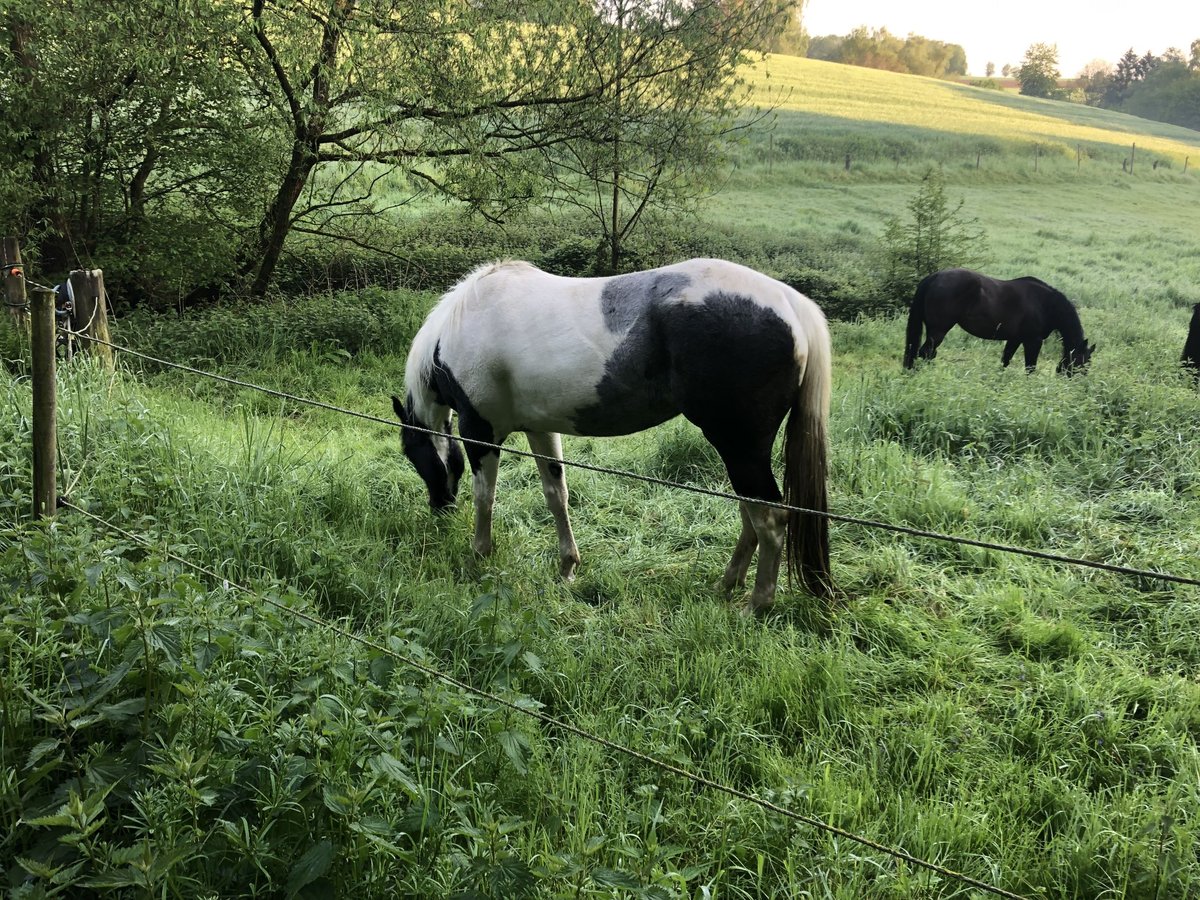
[393,258,832,613]
[903,268,1094,373]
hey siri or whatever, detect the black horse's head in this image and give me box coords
[1057,341,1095,375]
[393,394,464,510]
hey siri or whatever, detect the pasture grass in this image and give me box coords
[4,286,1200,896]
[5,55,1200,899]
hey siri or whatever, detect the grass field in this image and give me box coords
[4,55,1200,899]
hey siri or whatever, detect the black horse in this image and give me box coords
[1182,303,1200,380]
[903,268,1094,374]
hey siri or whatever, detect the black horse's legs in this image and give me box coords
[918,329,948,361]
[720,503,758,597]
[1001,339,1021,367]
[525,431,580,580]
[1023,340,1043,373]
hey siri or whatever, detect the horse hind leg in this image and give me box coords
[525,431,580,580]
[720,503,758,597]
[742,502,788,615]
[710,438,787,614]
[918,328,948,361]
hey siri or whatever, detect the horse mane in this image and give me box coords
[405,260,538,409]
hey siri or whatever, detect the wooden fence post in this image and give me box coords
[68,268,114,372]
[30,285,57,518]
[1129,142,1135,174]
[3,236,30,340]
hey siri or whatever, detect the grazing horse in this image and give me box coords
[1182,303,1200,380]
[903,268,1094,373]
[393,258,832,613]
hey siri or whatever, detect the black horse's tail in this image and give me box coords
[784,327,831,599]
[903,277,930,368]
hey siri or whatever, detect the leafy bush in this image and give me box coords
[116,287,433,366]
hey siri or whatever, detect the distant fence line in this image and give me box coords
[762,136,1191,175]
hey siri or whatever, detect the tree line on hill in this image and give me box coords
[806,27,967,79]
[1014,41,1200,131]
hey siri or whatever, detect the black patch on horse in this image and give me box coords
[598,271,691,332]
[431,344,498,473]
[573,289,798,472]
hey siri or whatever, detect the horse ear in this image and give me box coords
[392,395,408,424]
[1088,342,1096,353]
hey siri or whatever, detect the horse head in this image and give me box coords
[1057,341,1095,375]
[392,394,464,510]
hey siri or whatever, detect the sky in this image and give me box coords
[803,1,1200,77]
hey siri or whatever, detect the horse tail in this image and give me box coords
[903,276,930,368]
[784,317,832,599]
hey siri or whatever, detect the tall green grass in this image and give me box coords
[4,279,1200,896]
[5,55,1200,899]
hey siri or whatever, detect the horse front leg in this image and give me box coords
[467,445,500,557]
[1023,340,1043,373]
[525,432,580,579]
[1001,339,1021,367]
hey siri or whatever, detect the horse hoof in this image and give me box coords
[559,556,580,580]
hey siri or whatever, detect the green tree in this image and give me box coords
[3,0,788,300]
[0,0,258,294]
[548,0,786,273]
[879,167,987,307]
[1016,42,1062,98]
[765,1,808,56]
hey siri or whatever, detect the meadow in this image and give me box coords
[3,56,1200,898]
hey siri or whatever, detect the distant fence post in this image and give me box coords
[1033,143,1040,173]
[1185,156,1190,174]
[3,236,30,340]
[1129,142,1135,174]
[68,268,114,372]
[30,285,57,518]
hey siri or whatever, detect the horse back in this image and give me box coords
[430,259,823,438]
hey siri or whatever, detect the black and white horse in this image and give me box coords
[393,258,832,613]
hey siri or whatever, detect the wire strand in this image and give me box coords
[71,332,1200,589]
[58,498,1030,900]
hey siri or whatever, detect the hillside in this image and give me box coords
[743,55,1200,170]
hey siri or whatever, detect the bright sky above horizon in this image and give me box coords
[803,1,1199,78]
